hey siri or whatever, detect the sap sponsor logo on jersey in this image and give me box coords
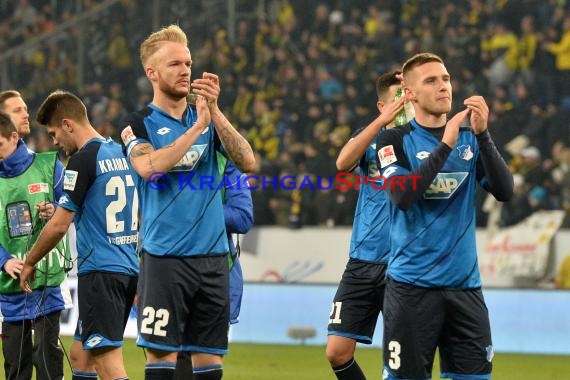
[171,144,207,172]
[64,170,78,191]
[121,125,136,145]
[98,157,130,174]
[378,145,397,168]
[457,144,474,161]
[28,182,49,194]
[424,172,468,199]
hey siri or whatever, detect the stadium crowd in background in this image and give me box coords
[2,0,570,229]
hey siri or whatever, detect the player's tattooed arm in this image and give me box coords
[129,143,156,180]
[129,122,207,180]
[211,109,255,173]
[130,142,154,158]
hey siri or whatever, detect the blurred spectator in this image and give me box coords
[107,24,133,86]
[481,22,518,90]
[545,16,570,102]
[10,0,37,44]
[517,15,538,85]
[500,174,532,227]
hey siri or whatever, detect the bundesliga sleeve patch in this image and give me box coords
[121,125,136,145]
[64,170,78,191]
[378,145,397,168]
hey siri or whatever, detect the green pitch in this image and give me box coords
[2,337,569,379]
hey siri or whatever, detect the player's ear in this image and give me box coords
[146,66,156,81]
[62,119,72,132]
[404,86,415,101]
[377,100,384,112]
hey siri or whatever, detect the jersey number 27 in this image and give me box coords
[105,174,139,234]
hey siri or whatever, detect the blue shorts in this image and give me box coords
[136,251,229,354]
[75,272,137,350]
[383,277,493,380]
[327,258,387,344]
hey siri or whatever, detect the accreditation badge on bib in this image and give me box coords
[6,201,33,238]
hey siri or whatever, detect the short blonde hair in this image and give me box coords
[140,24,188,68]
[0,90,22,112]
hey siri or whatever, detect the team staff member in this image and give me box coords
[0,89,71,380]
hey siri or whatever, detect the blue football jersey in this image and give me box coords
[59,138,139,276]
[120,103,229,257]
[377,119,483,288]
[348,130,390,263]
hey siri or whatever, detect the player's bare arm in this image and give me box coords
[337,97,405,171]
[211,110,255,173]
[129,96,211,180]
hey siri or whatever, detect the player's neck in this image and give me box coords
[152,93,187,120]
[414,111,447,128]
[76,126,104,148]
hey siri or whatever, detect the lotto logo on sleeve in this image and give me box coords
[378,145,397,168]
[64,170,78,191]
